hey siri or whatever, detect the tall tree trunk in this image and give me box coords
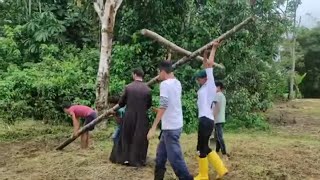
[289,13,301,100]
[289,36,296,100]
[94,0,123,114]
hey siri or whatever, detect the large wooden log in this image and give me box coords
[55,16,254,150]
[147,16,255,85]
[140,29,225,69]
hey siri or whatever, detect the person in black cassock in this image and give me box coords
[109,68,152,167]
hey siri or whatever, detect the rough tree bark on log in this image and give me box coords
[140,29,225,69]
[55,16,255,150]
[94,0,123,113]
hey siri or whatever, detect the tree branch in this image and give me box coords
[140,29,225,69]
[284,0,289,15]
[115,0,123,12]
[97,0,103,7]
[94,2,103,21]
[277,7,285,16]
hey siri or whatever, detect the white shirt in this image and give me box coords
[160,79,183,130]
[197,68,217,120]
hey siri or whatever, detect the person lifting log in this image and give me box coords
[55,16,255,151]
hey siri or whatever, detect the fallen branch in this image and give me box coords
[55,16,255,150]
[140,29,225,69]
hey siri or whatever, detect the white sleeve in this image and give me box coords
[205,68,217,93]
[160,82,169,98]
[213,93,222,103]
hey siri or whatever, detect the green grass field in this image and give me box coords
[1,99,319,180]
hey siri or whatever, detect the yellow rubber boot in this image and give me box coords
[207,151,228,179]
[194,157,209,180]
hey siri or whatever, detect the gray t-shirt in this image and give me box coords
[213,92,226,124]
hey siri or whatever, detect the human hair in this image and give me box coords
[132,68,144,78]
[159,61,173,73]
[215,81,224,89]
[62,102,72,109]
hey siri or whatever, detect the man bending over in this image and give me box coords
[63,103,97,149]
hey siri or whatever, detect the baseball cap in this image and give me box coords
[194,70,207,79]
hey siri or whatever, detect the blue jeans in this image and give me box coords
[155,128,193,180]
[112,125,121,143]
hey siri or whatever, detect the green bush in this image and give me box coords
[0,45,99,124]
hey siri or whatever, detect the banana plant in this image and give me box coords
[294,72,306,98]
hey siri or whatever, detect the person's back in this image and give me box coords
[160,78,183,130]
[110,68,152,167]
[68,105,95,118]
[124,81,151,112]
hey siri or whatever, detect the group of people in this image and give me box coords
[62,40,228,180]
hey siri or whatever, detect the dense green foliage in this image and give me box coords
[296,26,320,98]
[0,0,300,131]
[279,24,320,99]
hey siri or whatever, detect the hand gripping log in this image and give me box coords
[55,16,255,150]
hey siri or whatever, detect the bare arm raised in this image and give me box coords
[204,41,220,93]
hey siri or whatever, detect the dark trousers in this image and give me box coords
[215,123,227,154]
[197,116,214,158]
[112,125,121,143]
[155,129,193,180]
[84,112,97,131]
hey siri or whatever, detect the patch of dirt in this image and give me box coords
[1,132,320,180]
[267,99,320,138]
[267,110,298,125]
[0,137,159,180]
